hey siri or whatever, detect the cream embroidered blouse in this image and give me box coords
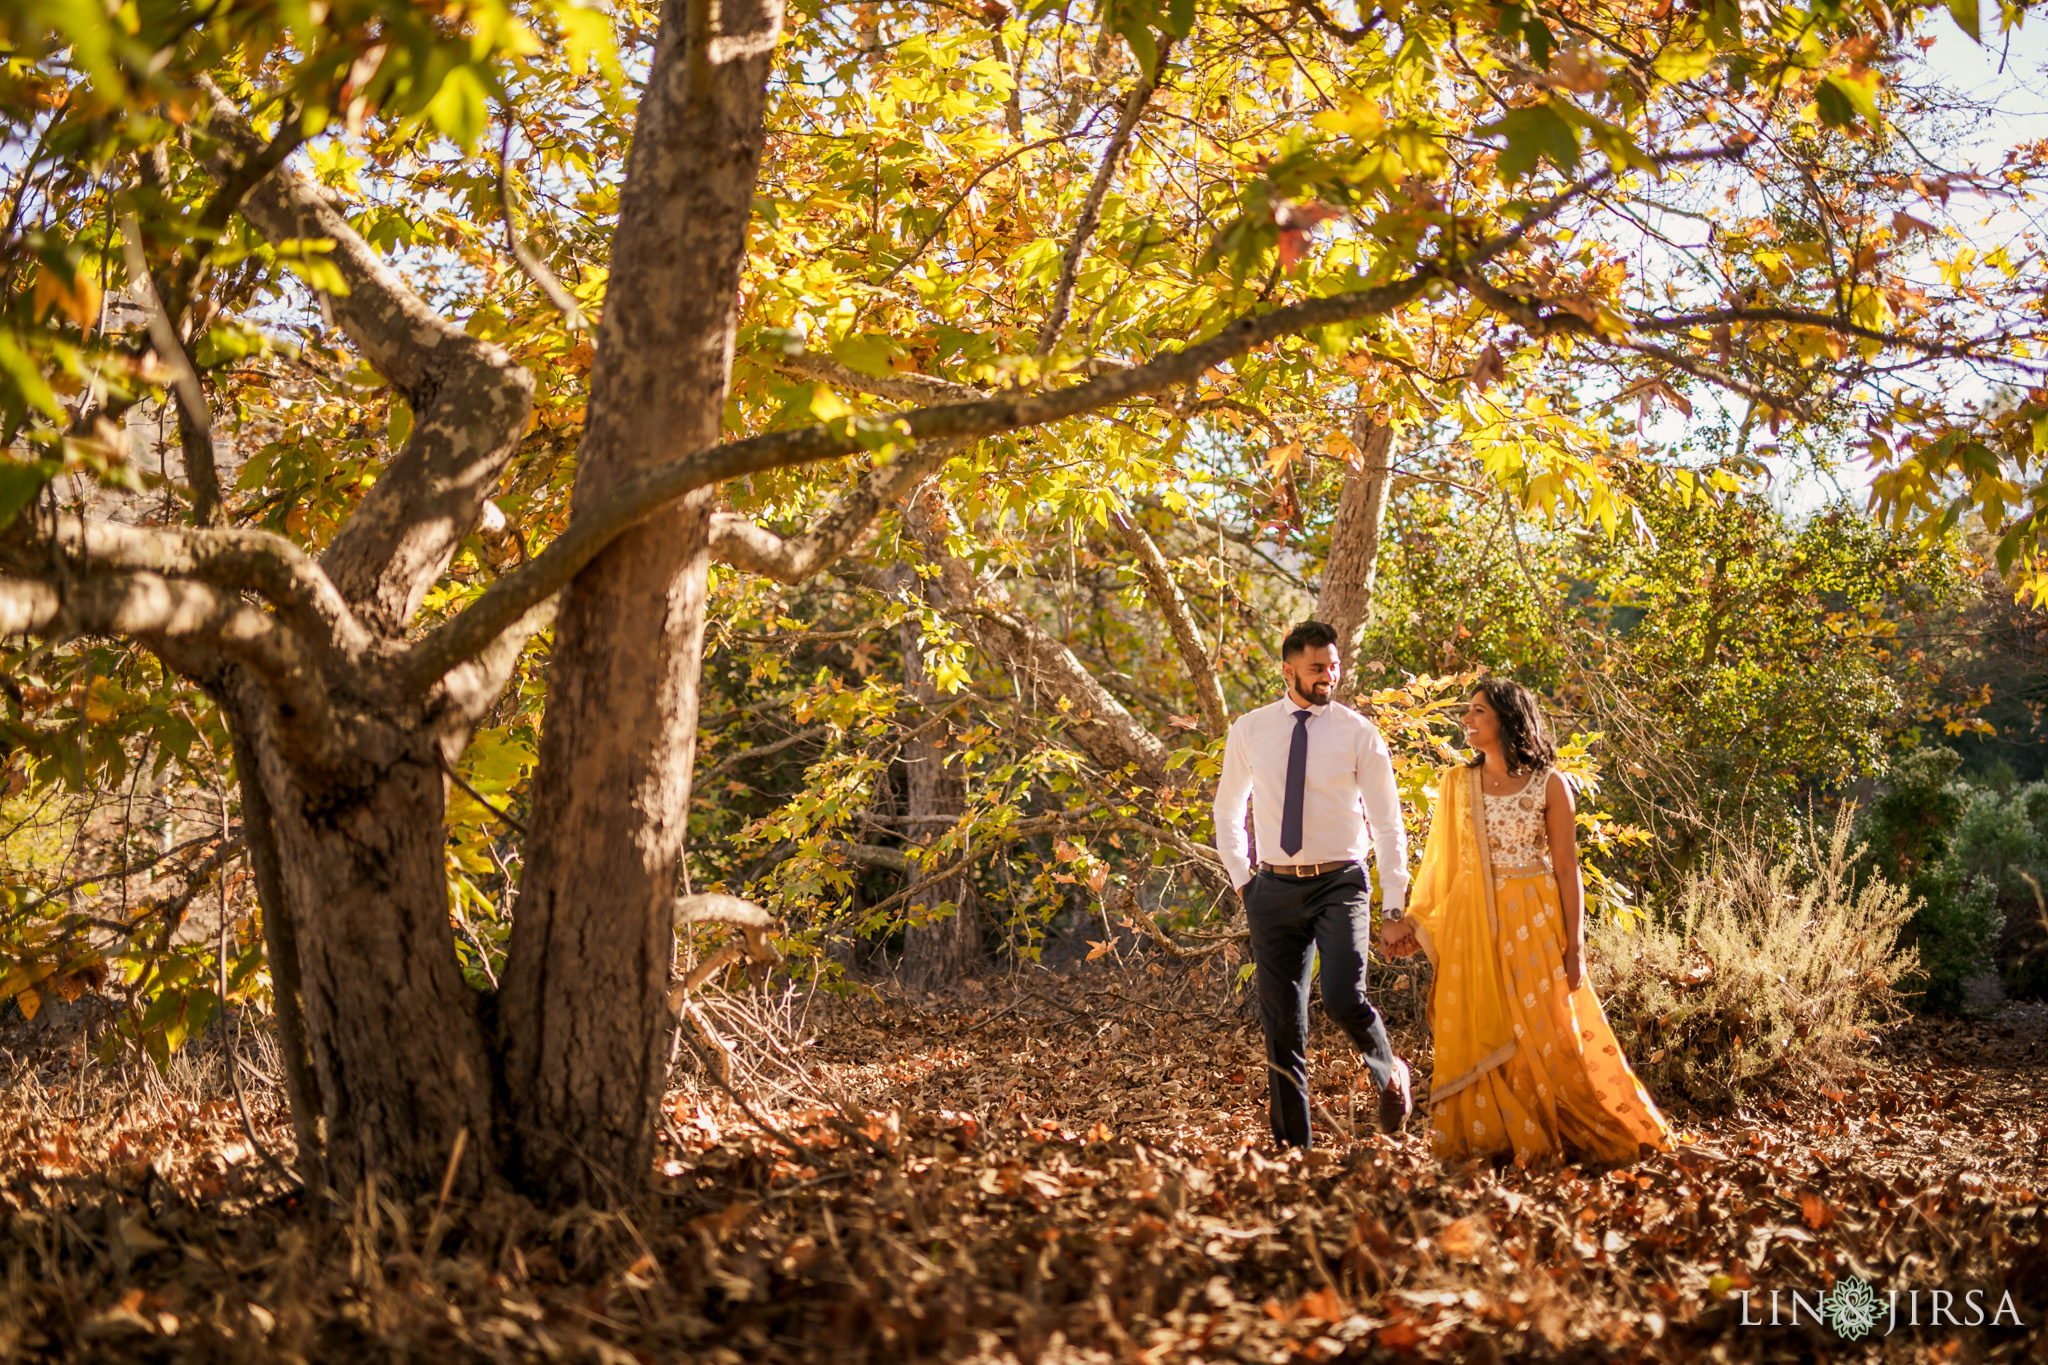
[1481,766,1553,877]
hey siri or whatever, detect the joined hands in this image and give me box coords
[1379,917,1420,958]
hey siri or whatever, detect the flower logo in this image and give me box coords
[1823,1277,1882,1341]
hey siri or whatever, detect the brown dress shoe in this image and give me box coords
[1379,1056,1413,1135]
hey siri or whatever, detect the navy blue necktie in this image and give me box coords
[1280,709,1310,856]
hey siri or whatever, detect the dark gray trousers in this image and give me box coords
[1244,863,1395,1148]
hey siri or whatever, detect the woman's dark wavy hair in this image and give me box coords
[1466,677,1557,775]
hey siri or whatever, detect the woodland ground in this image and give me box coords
[2,958,2045,1364]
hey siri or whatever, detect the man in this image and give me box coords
[1214,620,1414,1146]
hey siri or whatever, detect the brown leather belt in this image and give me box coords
[1260,860,1357,879]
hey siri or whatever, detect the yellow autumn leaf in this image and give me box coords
[809,385,853,422]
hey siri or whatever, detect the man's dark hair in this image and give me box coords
[1281,620,1340,660]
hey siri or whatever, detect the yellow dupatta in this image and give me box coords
[1402,765,1518,1109]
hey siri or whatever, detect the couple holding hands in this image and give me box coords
[1212,620,1672,1165]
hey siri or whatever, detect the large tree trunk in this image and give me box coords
[499,0,785,1200]
[896,496,981,987]
[230,682,498,1195]
[1316,411,1395,700]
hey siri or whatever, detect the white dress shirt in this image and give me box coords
[1212,696,1410,908]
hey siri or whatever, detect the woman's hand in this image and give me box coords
[1563,941,1585,992]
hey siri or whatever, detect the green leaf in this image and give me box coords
[0,457,58,528]
[0,333,62,423]
[428,65,492,152]
[1487,102,1580,183]
[1946,0,1981,42]
[281,254,351,296]
[1119,20,1157,72]
[1817,72,1878,128]
[1652,29,1717,82]
[1516,7,1554,67]
[830,333,899,378]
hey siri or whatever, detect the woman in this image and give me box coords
[1384,678,1672,1166]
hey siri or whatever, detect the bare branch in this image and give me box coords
[1629,304,2012,360]
[1289,0,1379,42]
[1037,43,1172,356]
[1113,508,1228,734]
[698,723,833,783]
[674,893,777,932]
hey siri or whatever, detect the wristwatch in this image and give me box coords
[1383,904,1406,922]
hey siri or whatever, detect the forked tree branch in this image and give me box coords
[430,594,562,757]
[162,103,310,325]
[197,78,535,637]
[1,511,369,658]
[401,153,1846,693]
[708,437,972,584]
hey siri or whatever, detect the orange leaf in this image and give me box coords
[1800,1191,1834,1230]
[1265,442,1302,474]
[1377,1318,1425,1352]
[1297,1286,1344,1322]
[1438,1215,1490,1259]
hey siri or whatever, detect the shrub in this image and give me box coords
[1589,806,1917,1111]
[1855,747,2006,1012]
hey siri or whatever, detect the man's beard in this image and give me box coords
[1300,680,1333,704]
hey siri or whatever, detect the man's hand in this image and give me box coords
[1379,916,1419,957]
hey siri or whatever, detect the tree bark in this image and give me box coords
[234,687,499,1186]
[219,696,325,1193]
[1315,411,1395,700]
[499,0,784,1201]
[896,495,980,987]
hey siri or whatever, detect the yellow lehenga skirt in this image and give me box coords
[1406,765,1673,1167]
